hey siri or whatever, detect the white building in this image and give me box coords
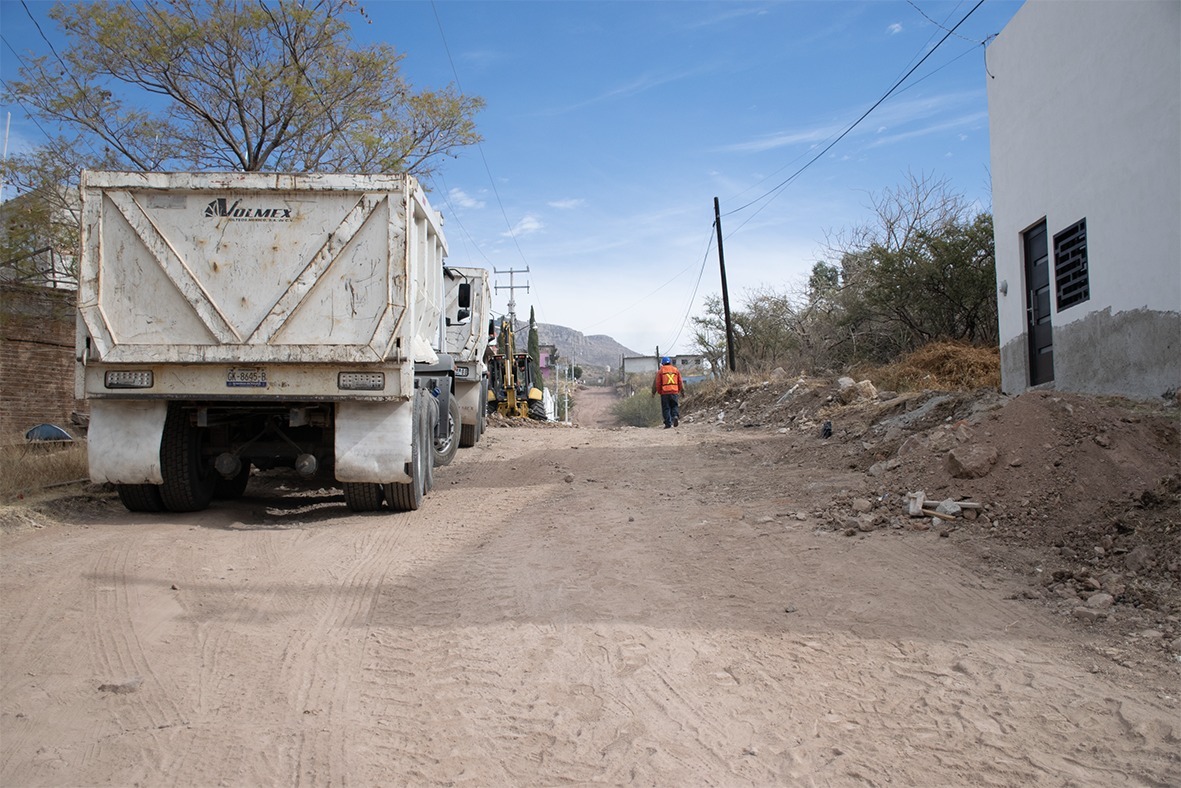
[986,0,1179,400]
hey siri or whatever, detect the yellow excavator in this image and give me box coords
[486,317,546,420]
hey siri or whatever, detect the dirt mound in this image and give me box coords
[685,376,1181,661]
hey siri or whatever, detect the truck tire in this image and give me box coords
[214,464,251,500]
[343,481,384,512]
[528,400,547,421]
[117,484,165,512]
[160,404,215,512]
[460,423,477,448]
[387,390,431,511]
[433,394,461,466]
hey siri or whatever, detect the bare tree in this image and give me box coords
[4,0,483,175]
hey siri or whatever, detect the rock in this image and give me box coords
[1169,638,1181,654]
[1125,545,1154,573]
[837,377,876,404]
[897,434,928,456]
[564,474,575,483]
[962,508,978,521]
[852,498,873,513]
[1093,433,1112,449]
[1085,593,1115,609]
[909,520,931,531]
[1138,629,1164,640]
[857,518,876,532]
[98,677,143,694]
[867,458,903,477]
[770,367,788,379]
[1072,607,1108,622]
[935,499,962,517]
[946,445,998,479]
[877,390,898,401]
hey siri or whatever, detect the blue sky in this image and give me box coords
[1,0,1023,357]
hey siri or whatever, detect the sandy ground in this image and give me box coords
[1,386,1178,787]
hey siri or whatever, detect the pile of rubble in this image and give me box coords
[685,372,1181,662]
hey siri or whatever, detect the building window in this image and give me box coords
[1054,218,1089,311]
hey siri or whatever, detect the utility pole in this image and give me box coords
[493,266,530,326]
[714,197,736,373]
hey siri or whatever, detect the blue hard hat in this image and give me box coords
[661,356,671,364]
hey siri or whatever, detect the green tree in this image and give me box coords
[690,294,728,373]
[3,0,483,175]
[692,172,997,373]
[526,306,542,386]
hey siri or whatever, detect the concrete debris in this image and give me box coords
[946,445,998,479]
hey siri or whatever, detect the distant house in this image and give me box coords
[986,0,1180,400]
[622,354,710,383]
[538,343,559,383]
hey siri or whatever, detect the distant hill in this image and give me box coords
[513,321,637,370]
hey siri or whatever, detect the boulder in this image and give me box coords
[946,445,998,479]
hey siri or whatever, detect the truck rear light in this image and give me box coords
[104,370,154,389]
[338,372,385,391]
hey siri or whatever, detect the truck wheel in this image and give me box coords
[343,482,384,512]
[387,390,431,510]
[160,405,215,512]
[117,484,165,512]
[460,423,477,448]
[214,464,251,500]
[528,400,547,421]
[433,395,461,465]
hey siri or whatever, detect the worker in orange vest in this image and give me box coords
[651,356,684,429]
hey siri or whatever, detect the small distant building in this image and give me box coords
[622,354,709,383]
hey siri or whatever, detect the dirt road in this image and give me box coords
[1,388,1178,786]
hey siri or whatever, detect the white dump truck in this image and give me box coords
[76,170,452,513]
[442,266,491,449]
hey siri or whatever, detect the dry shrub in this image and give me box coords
[859,341,1001,392]
[0,441,89,500]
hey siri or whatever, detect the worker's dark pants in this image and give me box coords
[660,393,680,427]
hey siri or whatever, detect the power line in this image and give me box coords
[722,0,987,223]
[662,221,718,354]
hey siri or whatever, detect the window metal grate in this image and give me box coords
[1054,218,1089,311]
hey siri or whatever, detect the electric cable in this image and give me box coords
[722,0,986,225]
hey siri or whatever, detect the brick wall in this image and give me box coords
[0,283,85,442]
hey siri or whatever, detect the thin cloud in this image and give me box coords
[505,213,544,237]
[726,90,981,154]
[547,198,585,210]
[888,23,904,35]
[449,188,485,210]
[866,111,988,147]
[546,64,721,115]
[723,123,845,153]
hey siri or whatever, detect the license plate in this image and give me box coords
[227,367,267,388]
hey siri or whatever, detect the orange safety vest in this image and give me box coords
[655,364,683,395]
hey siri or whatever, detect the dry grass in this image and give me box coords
[0,441,89,500]
[856,342,1001,392]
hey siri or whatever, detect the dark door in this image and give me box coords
[1023,221,1054,385]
